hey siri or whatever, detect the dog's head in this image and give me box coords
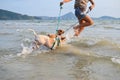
[57,29,64,35]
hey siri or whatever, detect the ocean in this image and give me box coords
[0,20,120,80]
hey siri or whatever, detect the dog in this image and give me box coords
[29,29,66,50]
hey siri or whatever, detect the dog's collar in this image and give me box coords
[50,37,61,50]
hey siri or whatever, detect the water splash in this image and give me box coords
[64,28,76,43]
[111,57,120,64]
[17,43,33,56]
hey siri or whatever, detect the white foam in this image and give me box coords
[64,28,75,42]
[17,43,33,56]
[111,57,120,64]
[16,29,21,32]
[17,42,51,57]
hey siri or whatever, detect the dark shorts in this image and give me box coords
[75,7,86,20]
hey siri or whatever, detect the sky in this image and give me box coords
[0,0,120,18]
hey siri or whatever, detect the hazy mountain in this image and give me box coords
[0,9,119,20]
[0,9,38,20]
[98,16,117,20]
[61,12,76,20]
[38,12,76,20]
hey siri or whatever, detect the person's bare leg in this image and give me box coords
[73,25,79,36]
[79,15,94,27]
[74,15,94,36]
[74,20,85,36]
[77,26,84,36]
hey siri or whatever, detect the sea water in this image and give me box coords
[0,20,120,80]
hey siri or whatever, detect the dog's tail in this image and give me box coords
[28,29,37,36]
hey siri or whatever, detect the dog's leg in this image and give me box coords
[31,41,39,50]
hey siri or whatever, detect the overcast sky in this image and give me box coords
[0,0,120,18]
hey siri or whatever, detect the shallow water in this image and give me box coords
[0,20,120,80]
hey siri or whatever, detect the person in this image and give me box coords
[60,0,95,36]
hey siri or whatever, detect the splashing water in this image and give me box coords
[17,43,33,56]
[111,57,120,64]
[64,28,75,42]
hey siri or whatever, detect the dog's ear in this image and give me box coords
[48,34,51,37]
[48,34,52,38]
[58,29,64,34]
[61,30,64,34]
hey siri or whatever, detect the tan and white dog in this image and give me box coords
[29,29,66,50]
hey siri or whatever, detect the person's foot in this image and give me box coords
[74,34,78,36]
[74,31,79,36]
[73,29,78,36]
[74,29,80,37]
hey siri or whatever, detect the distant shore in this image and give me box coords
[0,9,120,20]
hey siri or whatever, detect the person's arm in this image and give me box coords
[89,0,95,11]
[63,0,72,3]
[60,0,72,6]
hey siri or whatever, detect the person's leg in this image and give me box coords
[79,15,94,27]
[77,20,85,36]
[74,15,94,36]
[74,20,85,36]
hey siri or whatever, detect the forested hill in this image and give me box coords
[0,9,37,20]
